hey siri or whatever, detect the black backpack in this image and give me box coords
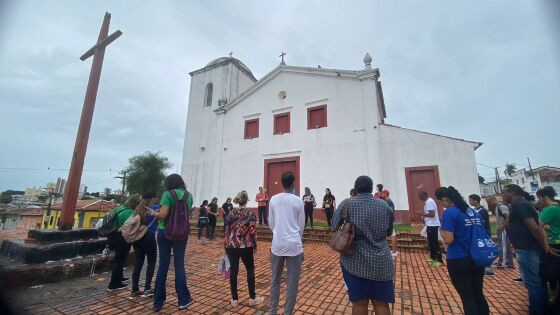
[98,207,126,237]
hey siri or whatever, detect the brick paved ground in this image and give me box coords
[2,232,529,315]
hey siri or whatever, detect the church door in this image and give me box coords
[264,156,300,197]
[405,166,441,222]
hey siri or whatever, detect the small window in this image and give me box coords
[205,83,213,107]
[244,119,259,139]
[274,113,290,135]
[49,216,54,225]
[307,105,327,129]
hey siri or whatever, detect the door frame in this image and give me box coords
[264,156,301,196]
[404,165,441,221]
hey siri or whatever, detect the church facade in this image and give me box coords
[181,54,481,223]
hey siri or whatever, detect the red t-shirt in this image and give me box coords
[256,192,268,207]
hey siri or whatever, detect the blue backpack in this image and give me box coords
[465,209,499,267]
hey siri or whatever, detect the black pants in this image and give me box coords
[207,216,217,239]
[447,257,489,315]
[226,247,256,300]
[198,218,208,240]
[108,232,131,288]
[304,205,314,227]
[427,226,443,262]
[324,207,333,227]
[223,214,228,232]
[132,233,157,292]
[258,206,268,225]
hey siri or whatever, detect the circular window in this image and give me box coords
[278,90,287,100]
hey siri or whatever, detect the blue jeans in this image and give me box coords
[154,230,191,308]
[516,249,548,315]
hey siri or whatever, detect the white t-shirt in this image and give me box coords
[423,197,440,227]
[269,192,305,256]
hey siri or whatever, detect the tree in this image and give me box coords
[80,195,93,200]
[125,151,172,197]
[504,163,517,178]
[478,175,485,184]
[103,194,126,204]
[37,195,49,203]
[0,192,12,204]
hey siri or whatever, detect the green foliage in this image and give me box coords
[103,194,126,204]
[125,151,172,197]
[0,192,12,204]
[4,190,24,195]
[80,195,93,200]
[478,175,485,184]
[504,163,517,178]
[37,195,48,203]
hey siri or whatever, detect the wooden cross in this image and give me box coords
[279,51,287,64]
[59,12,122,230]
[228,51,233,58]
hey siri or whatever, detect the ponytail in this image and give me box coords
[504,184,533,201]
[435,186,469,212]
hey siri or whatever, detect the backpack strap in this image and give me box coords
[342,199,350,223]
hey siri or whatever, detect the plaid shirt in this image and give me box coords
[331,193,394,281]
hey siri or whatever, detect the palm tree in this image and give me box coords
[504,163,517,178]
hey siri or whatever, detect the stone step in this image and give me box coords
[1,238,108,264]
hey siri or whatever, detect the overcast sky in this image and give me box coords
[1,1,559,193]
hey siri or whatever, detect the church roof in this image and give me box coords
[215,64,380,113]
[380,123,483,150]
[189,57,257,81]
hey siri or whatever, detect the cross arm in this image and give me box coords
[80,30,123,61]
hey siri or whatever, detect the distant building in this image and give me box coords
[511,166,560,193]
[23,187,41,203]
[104,188,112,197]
[42,199,117,229]
[55,178,66,194]
[45,182,56,191]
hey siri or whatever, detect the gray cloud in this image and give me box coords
[1,0,559,192]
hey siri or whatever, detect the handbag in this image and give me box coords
[328,200,354,256]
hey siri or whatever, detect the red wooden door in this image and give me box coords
[264,157,300,197]
[405,166,441,222]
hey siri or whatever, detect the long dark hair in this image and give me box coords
[503,184,532,200]
[164,173,186,191]
[435,186,469,212]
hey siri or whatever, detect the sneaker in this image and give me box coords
[391,251,399,257]
[128,290,141,300]
[484,270,495,276]
[513,277,523,283]
[426,258,434,263]
[153,305,162,312]
[141,289,154,298]
[430,261,443,268]
[507,264,516,269]
[231,300,238,307]
[548,290,558,304]
[179,298,194,309]
[249,297,264,306]
[107,283,127,292]
[121,277,130,283]
[496,264,507,269]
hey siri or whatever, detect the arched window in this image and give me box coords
[205,83,213,107]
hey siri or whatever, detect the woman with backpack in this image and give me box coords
[322,188,336,226]
[224,190,264,307]
[129,192,158,299]
[107,194,142,292]
[302,187,315,229]
[437,186,489,315]
[198,200,209,243]
[148,174,194,311]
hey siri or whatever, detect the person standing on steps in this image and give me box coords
[268,172,305,315]
[149,174,194,312]
[486,195,514,269]
[322,188,336,227]
[222,197,233,232]
[302,187,316,229]
[198,200,209,243]
[256,187,269,225]
[207,197,219,240]
[419,191,443,267]
[224,190,264,308]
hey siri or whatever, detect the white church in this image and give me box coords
[181,53,481,223]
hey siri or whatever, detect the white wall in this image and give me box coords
[183,67,382,206]
[378,124,480,211]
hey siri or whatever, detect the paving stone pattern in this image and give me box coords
[3,235,529,315]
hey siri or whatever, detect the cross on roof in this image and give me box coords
[279,51,287,65]
[228,51,233,58]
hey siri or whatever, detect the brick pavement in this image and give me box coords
[3,235,529,315]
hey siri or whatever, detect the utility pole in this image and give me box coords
[114,170,127,196]
[495,167,502,194]
[43,188,54,229]
[527,157,536,181]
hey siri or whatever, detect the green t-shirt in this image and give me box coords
[158,189,194,229]
[112,205,135,228]
[539,204,560,245]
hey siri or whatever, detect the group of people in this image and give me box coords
[416,184,560,315]
[103,170,560,315]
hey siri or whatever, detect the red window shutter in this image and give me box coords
[274,113,290,135]
[244,119,259,139]
[307,105,327,129]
